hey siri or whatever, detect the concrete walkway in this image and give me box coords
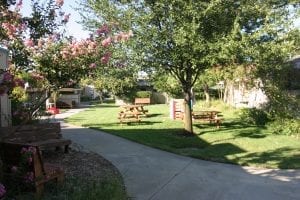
[54,108,300,200]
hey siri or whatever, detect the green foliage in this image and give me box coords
[239,108,269,126]
[79,0,300,134]
[135,91,151,98]
[268,119,300,138]
[151,72,183,98]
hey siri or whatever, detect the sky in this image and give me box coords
[21,0,90,39]
[20,1,300,40]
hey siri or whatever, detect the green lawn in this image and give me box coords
[66,102,300,169]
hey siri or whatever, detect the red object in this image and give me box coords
[48,107,60,114]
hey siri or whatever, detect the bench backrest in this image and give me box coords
[0,123,61,143]
[0,142,45,182]
[134,98,150,105]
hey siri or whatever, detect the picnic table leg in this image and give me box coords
[35,184,44,200]
[216,119,221,128]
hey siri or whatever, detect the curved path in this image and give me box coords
[55,108,300,200]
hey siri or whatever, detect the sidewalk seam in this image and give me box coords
[148,159,194,200]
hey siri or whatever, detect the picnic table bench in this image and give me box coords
[192,111,223,128]
[0,123,71,153]
[0,142,64,199]
[134,98,150,105]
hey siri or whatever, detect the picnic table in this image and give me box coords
[192,110,223,128]
[118,105,148,124]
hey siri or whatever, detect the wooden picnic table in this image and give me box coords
[118,105,148,124]
[121,104,148,115]
[192,110,223,128]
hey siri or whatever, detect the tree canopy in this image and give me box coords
[79,0,299,134]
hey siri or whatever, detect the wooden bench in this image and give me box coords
[134,98,150,105]
[0,123,71,153]
[0,142,64,199]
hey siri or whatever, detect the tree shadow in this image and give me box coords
[82,121,162,128]
[145,113,163,118]
[233,147,300,169]
[195,121,266,140]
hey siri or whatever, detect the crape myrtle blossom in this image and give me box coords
[101,31,133,47]
[62,13,70,23]
[55,0,64,7]
[101,52,112,64]
[0,71,25,96]
[16,0,23,10]
[89,63,96,69]
[101,36,112,47]
[24,38,34,47]
[1,22,26,40]
[96,24,110,35]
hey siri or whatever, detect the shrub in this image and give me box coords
[268,118,300,138]
[239,108,269,126]
[135,91,151,98]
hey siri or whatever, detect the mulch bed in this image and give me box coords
[43,144,123,182]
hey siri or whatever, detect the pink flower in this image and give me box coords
[101,37,112,47]
[89,63,96,69]
[96,24,110,35]
[16,0,23,9]
[55,0,64,7]
[24,172,34,183]
[11,166,18,173]
[2,72,13,82]
[14,78,25,87]
[24,39,34,47]
[62,13,70,23]
[28,146,36,154]
[101,52,112,64]
[28,156,33,164]
[0,183,6,198]
[20,147,27,154]
[1,23,17,39]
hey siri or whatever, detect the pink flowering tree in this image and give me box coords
[79,25,138,101]
[31,23,133,89]
[1,0,133,124]
[0,0,71,124]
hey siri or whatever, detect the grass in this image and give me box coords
[66,101,300,169]
[7,177,127,200]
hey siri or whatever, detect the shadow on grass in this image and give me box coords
[84,121,162,128]
[145,113,163,118]
[81,126,246,166]
[195,120,266,139]
[235,147,300,169]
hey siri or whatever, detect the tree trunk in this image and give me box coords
[203,83,210,105]
[183,90,193,135]
[99,91,103,104]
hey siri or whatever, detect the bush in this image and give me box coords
[268,118,300,137]
[135,91,151,98]
[239,108,269,126]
